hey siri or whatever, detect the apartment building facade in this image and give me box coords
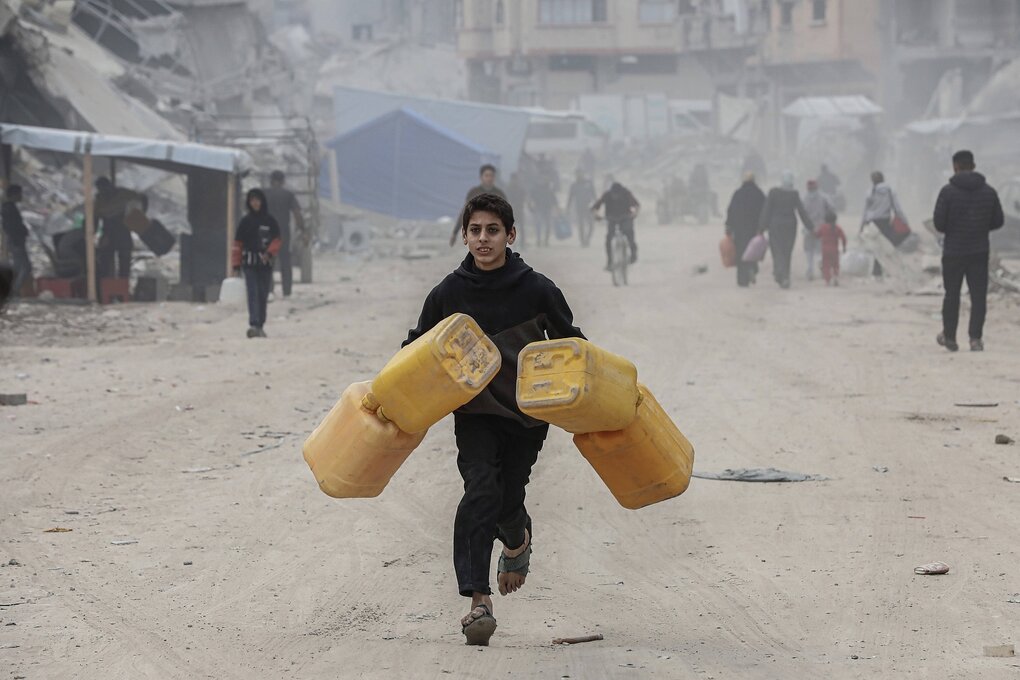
[457,0,764,108]
[883,0,1020,124]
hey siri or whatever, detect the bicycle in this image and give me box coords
[608,221,630,286]
[593,215,630,286]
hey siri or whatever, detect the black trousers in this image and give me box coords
[942,252,989,341]
[97,227,133,279]
[9,244,33,295]
[769,225,796,284]
[605,218,637,264]
[453,414,544,597]
[243,265,272,329]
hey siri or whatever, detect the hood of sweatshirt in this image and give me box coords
[246,188,269,215]
[454,249,534,290]
[949,171,988,192]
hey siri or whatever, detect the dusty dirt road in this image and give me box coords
[2,221,1019,679]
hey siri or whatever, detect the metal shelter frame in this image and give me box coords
[0,123,251,302]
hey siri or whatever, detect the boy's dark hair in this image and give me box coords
[825,208,838,224]
[5,184,22,200]
[479,164,497,177]
[952,150,975,170]
[270,170,285,184]
[870,171,884,184]
[461,193,514,234]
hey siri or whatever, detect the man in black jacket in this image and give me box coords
[933,150,1004,352]
[2,185,32,297]
[405,193,584,646]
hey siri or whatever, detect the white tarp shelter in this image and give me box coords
[783,96,883,119]
[0,124,251,173]
[1,123,252,302]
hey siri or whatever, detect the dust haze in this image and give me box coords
[2,1,1020,678]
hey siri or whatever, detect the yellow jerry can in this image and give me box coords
[516,338,639,434]
[372,313,501,434]
[303,381,427,498]
[572,384,694,510]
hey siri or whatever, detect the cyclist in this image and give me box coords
[591,180,640,270]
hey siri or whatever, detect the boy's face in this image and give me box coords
[463,210,515,271]
[480,169,496,187]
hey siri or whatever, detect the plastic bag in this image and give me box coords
[741,234,769,262]
[554,213,572,240]
[840,249,874,277]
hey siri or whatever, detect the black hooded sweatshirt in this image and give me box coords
[933,171,1004,257]
[232,188,281,268]
[403,249,585,432]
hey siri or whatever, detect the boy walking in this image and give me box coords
[404,193,584,645]
[232,188,281,338]
[815,210,847,286]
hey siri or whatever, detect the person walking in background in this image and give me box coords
[861,171,908,245]
[566,169,597,247]
[725,172,766,287]
[933,150,1004,352]
[801,180,833,281]
[818,163,843,209]
[689,163,720,217]
[528,181,557,248]
[450,164,507,246]
[94,177,140,280]
[232,189,281,339]
[815,208,847,286]
[861,171,909,277]
[759,172,814,289]
[591,180,640,269]
[2,185,32,298]
[263,170,305,298]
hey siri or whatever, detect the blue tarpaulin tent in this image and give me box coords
[320,107,500,221]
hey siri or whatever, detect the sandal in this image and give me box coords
[462,603,497,646]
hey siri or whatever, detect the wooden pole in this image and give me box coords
[83,152,97,303]
[328,148,341,208]
[225,172,236,279]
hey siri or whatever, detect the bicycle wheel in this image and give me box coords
[611,234,628,287]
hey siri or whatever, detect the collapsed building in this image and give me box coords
[0,0,322,299]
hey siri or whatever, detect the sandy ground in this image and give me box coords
[2,220,1020,679]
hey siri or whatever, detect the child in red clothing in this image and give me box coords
[815,209,847,285]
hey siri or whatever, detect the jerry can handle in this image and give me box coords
[361,392,391,423]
